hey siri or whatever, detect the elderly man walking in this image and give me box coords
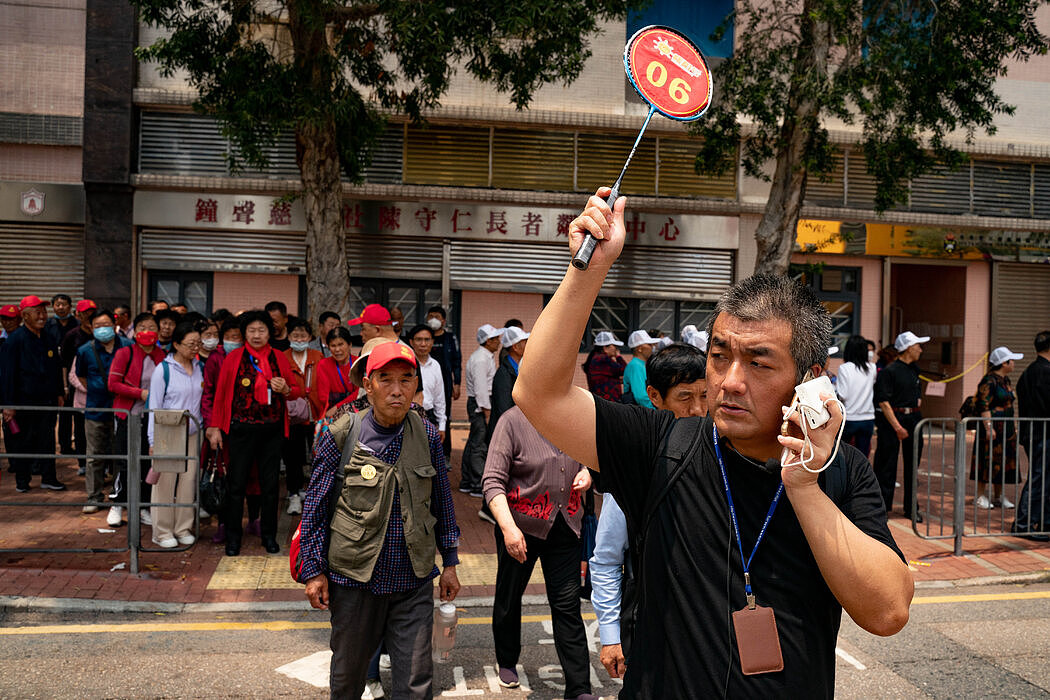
[298,342,461,699]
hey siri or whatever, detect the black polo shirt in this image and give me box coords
[873,359,922,410]
[0,325,63,406]
[594,398,903,699]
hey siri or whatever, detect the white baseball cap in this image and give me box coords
[828,345,839,356]
[628,330,659,349]
[655,336,673,351]
[894,331,931,352]
[683,327,709,353]
[501,326,530,348]
[594,331,623,347]
[476,324,505,345]
[989,346,1023,366]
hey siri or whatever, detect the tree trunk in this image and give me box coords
[289,0,352,322]
[752,4,830,277]
[298,119,351,323]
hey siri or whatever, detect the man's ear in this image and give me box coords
[646,385,662,409]
[808,364,823,380]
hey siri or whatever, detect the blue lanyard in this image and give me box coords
[334,362,349,391]
[712,424,783,607]
[247,353,267,377]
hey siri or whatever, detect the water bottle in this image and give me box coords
[432,602,458,663]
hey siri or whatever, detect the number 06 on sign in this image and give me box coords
[571,26,713,270]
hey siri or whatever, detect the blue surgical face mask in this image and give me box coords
[290,341,310,353]
[223,340,243,353]
[93,326,116,343]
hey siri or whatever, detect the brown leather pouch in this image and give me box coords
[732,604,785,675]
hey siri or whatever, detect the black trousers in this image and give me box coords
[58,388,86,468]
[9,407,57,488]
[225,421,283,541]
[873,412,924,515]
[492,514,591,697]
[280,422,312,496]
[459,397,487,491]
[112,416,152,505]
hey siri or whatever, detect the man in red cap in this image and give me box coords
[0,296,66,492]
[0,304,20,344]
[346,303,399,344]
[297,341,461,699]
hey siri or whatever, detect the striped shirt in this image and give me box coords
[298,413,460,593]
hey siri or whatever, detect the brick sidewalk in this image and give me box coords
[1,427,1048,607]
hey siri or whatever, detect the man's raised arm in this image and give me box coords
[513,188,627,470]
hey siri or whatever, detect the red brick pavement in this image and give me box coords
[1,427,1048,607]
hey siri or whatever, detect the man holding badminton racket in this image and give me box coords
[513,189,913,698]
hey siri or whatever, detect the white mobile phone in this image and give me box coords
[792,375,834,430]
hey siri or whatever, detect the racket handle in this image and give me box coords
[570,186,619,271]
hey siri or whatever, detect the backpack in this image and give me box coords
[290,411,363,583]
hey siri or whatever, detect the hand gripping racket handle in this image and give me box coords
[570,185,619,271]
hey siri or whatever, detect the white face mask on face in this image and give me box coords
[201,337,219,351]
[868,350,875,362]
[426,317,442,332]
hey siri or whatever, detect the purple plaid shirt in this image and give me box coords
[298,414,460,593]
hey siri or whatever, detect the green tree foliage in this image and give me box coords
[134,0,634,317]
[692,0,1048,275]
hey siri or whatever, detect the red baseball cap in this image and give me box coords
[18,295,49,311]
[76,299,97,313]
[347,303,392,327]
[365,341,417,376]
[0,304,19,318]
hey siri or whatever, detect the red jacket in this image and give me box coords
[108,344,168,419]
[209,345,302,437]
[284,347,324,420]
[201,347,226,427]
[315,355,359,415]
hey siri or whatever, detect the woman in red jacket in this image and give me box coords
[106,312,167,528]
[206,310,301,556]
[314,325,358,417]
[282,317,323,515]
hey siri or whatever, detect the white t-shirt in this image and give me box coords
[418,355,447,431]
[835,361,877,421]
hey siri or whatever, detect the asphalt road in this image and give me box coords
[1,584,1049,699]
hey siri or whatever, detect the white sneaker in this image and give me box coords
[176,533,196,545]
[199,507,210,519]
[379,653,391,670]
[975,494,993,509]
[154,536,178,548]
[361,680,385,700]
[106,506,124,526]
[139,508,152,525]
[1001,496,1015,509]
[287,494,302,515]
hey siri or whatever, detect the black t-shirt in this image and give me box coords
[594,397,904,699]
[873,359,921,411]
[270,335,291,352]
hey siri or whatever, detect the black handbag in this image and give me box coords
[199,449,227,514]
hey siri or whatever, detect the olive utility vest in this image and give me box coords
[327,409,438,582]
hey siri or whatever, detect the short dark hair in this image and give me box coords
[426,306,446,319]
[113,304,131,316]
[171,320,198,348]
[211,308,233,325]
[407,323,433,341]
[183,311,207,326]
[504,318,523,329]
[155,309,180,324]
[132,312,155,328]
[646,343,706,398]
[51,294,71,305]
[238,309,275,339]
[318,310,340,325]
[148,299,169,311]
[843,335,871,373]
[287,316,313,337]
[709,274,831,383]
[264,300,288,316]
[220,316,242,340]
[89,308,115,325]
[1035,331,1050,354]
[326,326,353,346]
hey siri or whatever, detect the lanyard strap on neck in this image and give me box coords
[712,424,784,608]
[334,362,349,391]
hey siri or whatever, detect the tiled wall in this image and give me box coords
[211,271,300,317]
[0,0,85,116]
[0,144,82,182]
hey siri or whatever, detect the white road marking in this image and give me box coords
[835,646,866,670]
[275,649,331,688]
[440,666,484,696]
[483,665,502,693]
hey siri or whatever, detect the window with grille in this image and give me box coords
[790,265,861,350]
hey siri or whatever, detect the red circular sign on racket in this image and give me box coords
[625,26,712,121]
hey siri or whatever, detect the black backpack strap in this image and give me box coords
[643,416,706,527]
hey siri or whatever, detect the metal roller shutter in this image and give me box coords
[991,262,1050,355]
[403,125,489,187]
[0,224,83,302]
[804,152,844,207]
[449,240,733,300]
[348,234,443,281]
[845,149,878,210]
[576,132,656,196]
[909,162,971,215]
[657,138,736,199]
[491,129,575,192]
[140,228,306,273]
[973,160,1031,218]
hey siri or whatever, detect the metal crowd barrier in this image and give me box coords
[913,416,1050,555]
[0,405,201,574]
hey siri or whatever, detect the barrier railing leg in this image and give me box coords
[954,421,967,556]
[129,414,141,575]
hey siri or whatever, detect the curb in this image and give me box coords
[0,593,549,614]
[913,569,1050,589]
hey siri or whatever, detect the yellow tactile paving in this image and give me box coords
[207,552,544,590]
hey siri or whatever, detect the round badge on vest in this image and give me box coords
[361,465,377,480]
